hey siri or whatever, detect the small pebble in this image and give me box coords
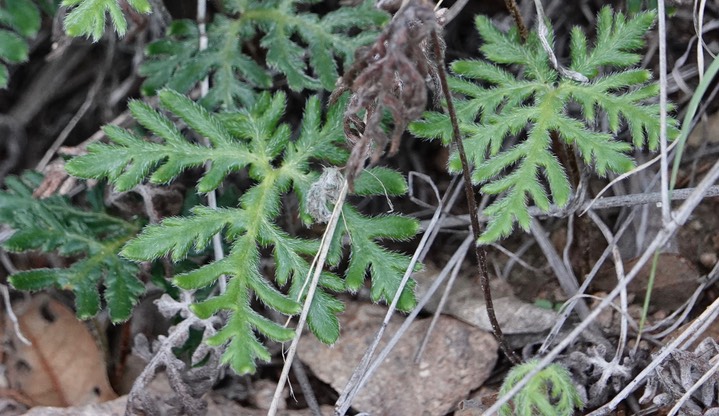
[700,252,718,268]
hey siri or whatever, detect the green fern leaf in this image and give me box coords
[410,6,677,243]
[0,0,49,88]
[330,168,418,311]
[67,90,418,373]
[62,0,151,41]
[0,0,41,37]
[65,88,257,192]
[499,359,583,416]
[1,172,143,322]
[139,0,387,109]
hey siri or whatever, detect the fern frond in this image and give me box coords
[139,0,387,109]
[67,91,418,373]
[410,6,677,243]
[499,359,584,416]
[338,206,419,311]
[0,173,143,322]
[62,0,151,41]
[66,89,259,192]
[0,0,48,88]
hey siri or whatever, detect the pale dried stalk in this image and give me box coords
[658,0,671,225]
[431,184,719,230]
[334,172,442,415]
[268,180,349,416]
[348,234,475,412]
[484,155,719,415]
[196,0,226,294]
[539,211,635,355]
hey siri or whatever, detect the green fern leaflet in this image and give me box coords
[1,172,143,322]
[62,0,151,41]
[0,0,54,87]
[411,6,677,243]
[140,0,387,109]
[66,90,418,374]
[499,359,584,416]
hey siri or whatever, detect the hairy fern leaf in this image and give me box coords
[0,0,50,88]
[499,359,583,416]
[66,91,418,373]
[0,173,143,322]
[332,167,418,310]
[411,6,677,243]
[62,0,150,41]
[140,0,387,109]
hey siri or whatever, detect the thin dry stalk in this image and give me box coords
[485,154,719,415]
[344,234,475,413]
[500,239,536,279]
[530,219,590,319]
[433,184,719,230]
[582,138,680,215]
[658,0,672,225]
[37,36,114,171]
[0,284,30,346]
[505,0,528,41]
[413,245,463,362]
[196,0,226,294]
[429,27,521,364]
[291,360,321,416]
[491,242,543,275]
[587,210,630,395]
[269,180,349,416]
[334,172,442,415]
[539,211,636,354]
[414,174,463,261]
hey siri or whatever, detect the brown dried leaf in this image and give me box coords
[333,1,442,188]
[33,161,79,199]
[5,295,117,407]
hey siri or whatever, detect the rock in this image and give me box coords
[299,303,498,416]
[594,253,700,311]
[414,265,558,347]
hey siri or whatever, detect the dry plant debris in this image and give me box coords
[3,295,117,407]
[640,338,719,414]
[332,0,441,188]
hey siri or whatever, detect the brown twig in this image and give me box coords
[505,0,528,42]
[429,30,521,365]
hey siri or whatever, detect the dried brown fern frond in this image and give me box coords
[331,0,443,189]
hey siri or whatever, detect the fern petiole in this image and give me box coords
[429,29,521,365]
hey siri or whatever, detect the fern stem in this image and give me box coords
[429,29,521,365]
